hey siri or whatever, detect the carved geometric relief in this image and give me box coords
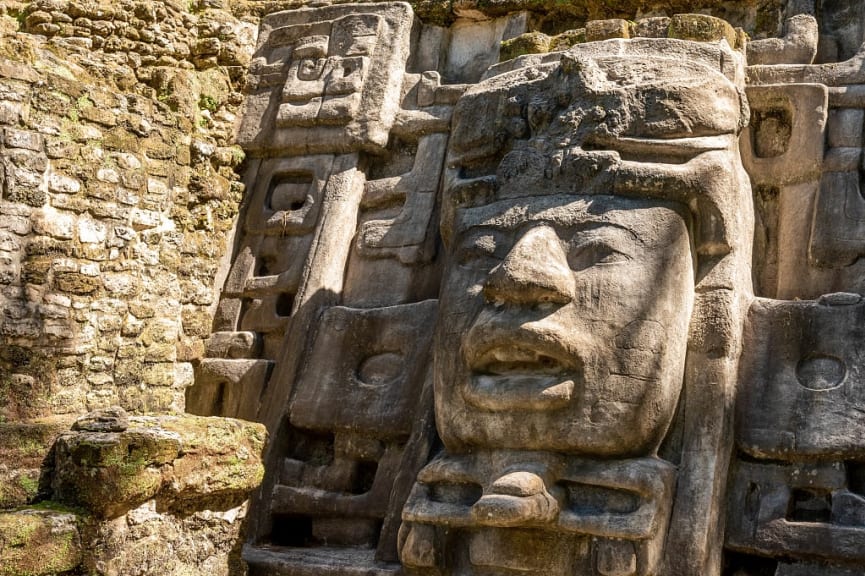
[276,14,381,128]
[810,171,865,267]
[809,95,865,271]
[187,358,273,421]
[239,3,413,154]
[186,156,333,419]
[726,460,865,565]
[729,291,865,571]
[737,295,865,460]
[340,70,462,308]
[356,133,447,265]
[741,84,827,187]
[741,83,830,299]
[290,300,438,436]
[401,453,675,576]
[243,155,332,239]
[222,156,333,347]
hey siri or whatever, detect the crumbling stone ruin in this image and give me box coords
[3,0,865,575]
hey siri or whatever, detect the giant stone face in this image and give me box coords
[437,194,693,456]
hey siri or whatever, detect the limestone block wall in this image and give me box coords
[0,8,267,574]
[0,1,254,423]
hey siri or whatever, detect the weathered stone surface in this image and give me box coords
[239,3,414,154]
[585,18,631,41]
[188,358,273,421]
[290,301,437,437]
[726,459,865,564]
[499,31,551,62]
[748,14,819,65]
[668,13,738,47]
[86,500,251,576]
[737,296,865,460]
[72,405,130,432]
[0,417,76,508]
[402,454,675,574]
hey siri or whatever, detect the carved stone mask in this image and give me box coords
[277,14,382,126]
[436,194,694,456]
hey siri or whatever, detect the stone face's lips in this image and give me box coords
[462,322,581,411]
[464,319,581,373]
[471,346,567,376]
[465,375,575,411]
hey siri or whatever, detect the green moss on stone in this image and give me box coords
[198,94,218,112]
[16,474,38,498]
[0,509,82,576]
[500,31,552,62]
[668,13,737,47]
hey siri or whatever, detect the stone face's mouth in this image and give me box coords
[472,346,566,376]
[463,337,579,411]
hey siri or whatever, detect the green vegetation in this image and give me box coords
[198,94,219,113]
[16,475,38,497]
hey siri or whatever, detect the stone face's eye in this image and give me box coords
[456,233,502,270]
[567,239,630,271]
[298,57,326,80]
[356,352,404,387]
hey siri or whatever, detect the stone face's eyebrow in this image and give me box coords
[454,196,592,234]
[453,195,659,237]
[457,217,639,239]
[583,135,738,162]
[564,220,644,245]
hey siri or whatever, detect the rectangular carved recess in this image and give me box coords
[729,298,865,567]
[253,300,438,568]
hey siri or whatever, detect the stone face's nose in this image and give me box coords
[471,471,560,527]
[483,226,574,305]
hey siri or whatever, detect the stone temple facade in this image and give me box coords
[3,0,865,575]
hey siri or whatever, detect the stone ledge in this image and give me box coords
[51,410,266,518]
